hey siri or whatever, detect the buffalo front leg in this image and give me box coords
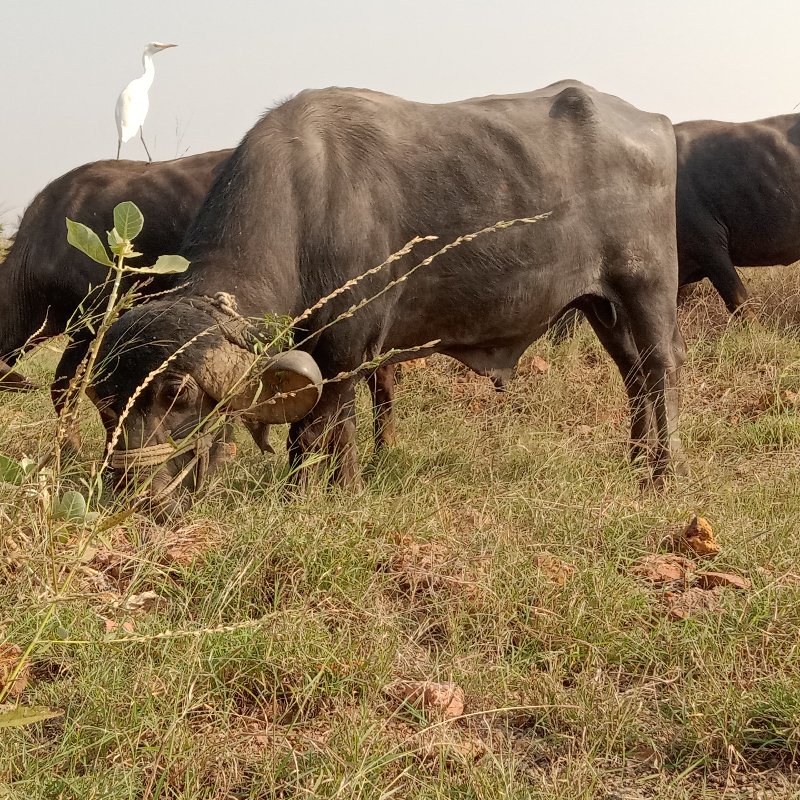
[51,333,94,452]
[688,248,753,318]
[0,358,38,392]
[367,365,397,450]
[287,379,361,488]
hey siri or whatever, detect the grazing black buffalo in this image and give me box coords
[675,114,800,313]
[0,150,232,408]
[89,81,686,516]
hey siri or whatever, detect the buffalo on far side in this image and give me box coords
[0,152,283,452]
[552,112,800,342]
[675,114,800,313]
[0,150,232,405]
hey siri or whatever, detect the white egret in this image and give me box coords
[115,42,177,161]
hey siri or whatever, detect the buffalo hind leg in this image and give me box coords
[625,294,688,482]
[580,300,656,469]
[368,365,397,450]
[581,294,686,482]
[287,379,361,488]
[702,250,754,318]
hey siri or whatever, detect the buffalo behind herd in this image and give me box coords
[2,79,800,517]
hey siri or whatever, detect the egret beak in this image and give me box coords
[157,43,178,50]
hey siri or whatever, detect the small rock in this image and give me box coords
[678,516,720,557]
[420,735,486,763]
[663,587,723,621]
[119,591,164,613]
[385,538,450,596]
[532,553,575,586]
[529,355,550,375]
[630,554,695,585]
[695,571,751,591]
[103,618,135,634]
[0,643,29,698]
[159,522,223,568]
[781,389,799,405]
[383,680,465,719]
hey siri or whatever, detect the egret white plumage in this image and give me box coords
[115,42,177,161]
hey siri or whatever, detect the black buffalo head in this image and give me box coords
[90,293,322,518]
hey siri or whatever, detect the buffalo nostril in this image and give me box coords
[145,493,184,523]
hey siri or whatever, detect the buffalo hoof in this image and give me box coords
[374,427,398,450]
[0,369,39,392]
[59,426,83,458]
[641,460,690,492]
[729,306,760,327]
[142,492,192,524]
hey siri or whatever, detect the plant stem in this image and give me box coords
[55,256,127,452]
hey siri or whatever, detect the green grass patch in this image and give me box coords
[2,272,800,797]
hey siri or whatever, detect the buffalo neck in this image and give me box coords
[175,249,303,321]
[176,143,306,319]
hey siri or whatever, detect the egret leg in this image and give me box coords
[139,128,152,162]
[116,140,121,160]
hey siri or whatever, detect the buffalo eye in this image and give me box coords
[162,376,194,406]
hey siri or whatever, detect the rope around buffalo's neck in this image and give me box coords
[110,430,237,510]
[109,441,176,470]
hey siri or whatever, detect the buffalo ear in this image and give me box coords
[243,419,275,454]
[238,350,323,425]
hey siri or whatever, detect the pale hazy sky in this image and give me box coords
[3,0,799,228]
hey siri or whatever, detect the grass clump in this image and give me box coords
[2,268,800,797]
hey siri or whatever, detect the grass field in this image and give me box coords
[2,266,800,798]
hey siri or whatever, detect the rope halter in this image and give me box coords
[109,431,237,500]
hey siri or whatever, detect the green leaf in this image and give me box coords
[53,625,70,640]
[144,255,191,275]
[113,202,144,241]
[107,227,124,248]
[0,454,26,485]
[65,219,113,267]
[108,230,127,258]
[18,457,37,476]
[53,490,87,521]
[0,705,64,729]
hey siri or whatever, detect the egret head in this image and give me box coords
[145,42,177,56]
